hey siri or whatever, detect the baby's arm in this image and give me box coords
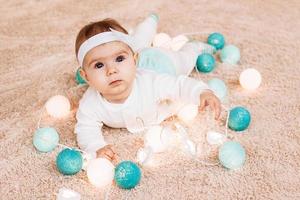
[75,105,117,161]
[153,74,221,119]
[75,104,107,158]
[154,74,209,104]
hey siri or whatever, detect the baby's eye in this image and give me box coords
[116,55,125,62]
[94,62,104,69]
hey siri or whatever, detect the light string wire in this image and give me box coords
[133,102,232,167]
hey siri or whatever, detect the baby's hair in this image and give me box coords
[75,18,128,56]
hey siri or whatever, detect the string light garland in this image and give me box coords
[33,28,257,199]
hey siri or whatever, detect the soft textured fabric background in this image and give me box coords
[1,0,300,199]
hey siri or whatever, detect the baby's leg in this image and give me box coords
[171,41,216,76]
[137,42,215,76]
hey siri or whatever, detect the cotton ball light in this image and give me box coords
[114,161,141,189]
[220,45,240,65]
[56,148,83,175]
[170,34,189,51]
[239,68,262,90]
[182,139,197,156]
[152,33,172,49]
[218,141,246,169]
[87,158,115,188]
[46,95,70,118]
[206,131,226,145]
[228,106,251,131]
[33,127,59,152]
[136,146,153,165]
[207,78,227,101]
[75,68,86,85]
[144,126,174,153]
[177,104,198,123]
[207,32,225,50]
[196,53,216,73]
[57,187,81,200]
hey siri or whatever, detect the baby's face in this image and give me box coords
[81,41,136,102]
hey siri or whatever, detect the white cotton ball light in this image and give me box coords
[239,68,262,90]
[137,146,153,165]
[206,131,226,145]
[177,104,198,123]
[182,139,197,156]
[87,158,115,188]
[144,126,174,153]
[57,187,81,200]
[170,34,189,51]
[153,33,172,49]
[46,95,71,118]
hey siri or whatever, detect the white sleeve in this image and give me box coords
[153,74,212,105]
[74,99,107,155]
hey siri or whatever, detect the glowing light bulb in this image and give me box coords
[137,146,153,165]
[57,187,81,200]
[87,158,115,188]
[182,139,197,156]
[144,126,174,153]
[45,95,70,118]
[239,68,262,90]
[177,104,198,123]
[206,131,226,145]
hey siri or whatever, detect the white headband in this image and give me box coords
[77,28,136,67]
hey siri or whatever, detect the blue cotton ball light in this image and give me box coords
[114,161,141,189]
[196,53,216,73]
[218,141,246,169]
[56,148,83,175]
[207,78,227,101]
[220,45,240,64]
[207,32,225,50]
[75,68,86,85]
[228,106,251,131]
[33,127,59,152]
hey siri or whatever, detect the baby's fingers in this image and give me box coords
[199,97,206,111]
[214,101,221,120]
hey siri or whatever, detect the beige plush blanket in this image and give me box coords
[1,0,300,199]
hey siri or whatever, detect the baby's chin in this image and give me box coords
[101,82,133,102]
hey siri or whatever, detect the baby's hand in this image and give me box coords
[199,90,221,120]
[96,145,117,162]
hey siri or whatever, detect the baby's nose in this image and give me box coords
[106,65,118,75]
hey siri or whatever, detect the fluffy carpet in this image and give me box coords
[1,0,300,199]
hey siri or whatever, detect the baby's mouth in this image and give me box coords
[109,80,122,86]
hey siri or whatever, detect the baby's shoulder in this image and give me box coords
[79,87,99,106]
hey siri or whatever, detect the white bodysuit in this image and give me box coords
[75,69,211,155]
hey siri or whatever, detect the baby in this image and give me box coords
[74,14,221,162]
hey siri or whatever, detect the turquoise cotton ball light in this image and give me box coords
[114,161,141,189]
[196,53,216,73]
[207,78,227,101]
[75,68,86,85]
[33,127,59,152]
[228,106,251,131]
[207,32,225,50]
[219,141,246,169]
[56,148,83,175]
[220,45,240,64]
